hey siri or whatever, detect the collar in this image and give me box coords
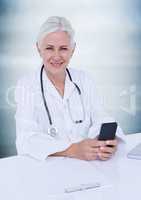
[42,67,76,102]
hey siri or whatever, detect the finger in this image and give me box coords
[90,140,106,148]
[99,156,110,161]
[106,139,118,147]
[89,139,101,147]
[90,147,99,154]
[98,152,112,160]
[99,146,115,154]
[85,153,97,161]
[90,153,97,160]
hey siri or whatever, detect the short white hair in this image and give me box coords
[37,16,75,47]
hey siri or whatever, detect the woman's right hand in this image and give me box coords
[66,139,105,161]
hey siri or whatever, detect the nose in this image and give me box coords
[52,50,61,60]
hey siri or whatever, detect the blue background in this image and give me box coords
[0,0,141,158]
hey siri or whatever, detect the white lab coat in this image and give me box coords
[15,67,125,160]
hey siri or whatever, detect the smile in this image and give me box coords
[50,62,64,67]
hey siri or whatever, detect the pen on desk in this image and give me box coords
[64,182,101,193]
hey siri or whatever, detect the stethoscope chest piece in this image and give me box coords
[48,127,58,137]
[40,65,85,138]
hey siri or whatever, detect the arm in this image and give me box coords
[15,78,104,161]
[87,78,125,141]
[15,79,72,161]
[50,138,108,161]
[50,73,122,161]
[85,76,125,160]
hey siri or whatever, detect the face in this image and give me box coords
[37,31,75,76]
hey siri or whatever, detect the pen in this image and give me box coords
[64,182,101,193]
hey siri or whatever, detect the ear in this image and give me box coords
[36,42,41,57]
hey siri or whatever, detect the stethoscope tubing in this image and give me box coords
[40,65,85,127]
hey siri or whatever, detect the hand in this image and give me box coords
[66,138,105,161]
[97,139,118,161]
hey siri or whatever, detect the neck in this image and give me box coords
[46,70,66,85]
[45,69,66,97]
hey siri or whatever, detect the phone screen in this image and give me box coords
[98,122,117,141]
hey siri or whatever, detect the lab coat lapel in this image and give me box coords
[63,72,75,101]
[42,68,62,101]
[42,68,75,101]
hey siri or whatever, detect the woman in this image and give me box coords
[15,16,124,161]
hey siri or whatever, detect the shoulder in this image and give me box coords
[15,67,40,101]
[69,67,96,87]
[16,68,40,90]
[68,68,100,101]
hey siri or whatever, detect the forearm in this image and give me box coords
[49,143,77,157]
[16,131,72,160]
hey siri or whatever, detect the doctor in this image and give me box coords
[15,16,124,161]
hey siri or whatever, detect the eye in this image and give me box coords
[45,47,53,50]
[60,47,68,51]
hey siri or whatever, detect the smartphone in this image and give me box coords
[98,122,117,142]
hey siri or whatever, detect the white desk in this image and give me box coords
[0,133,141,200]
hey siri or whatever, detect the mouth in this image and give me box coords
[50,62,64,68]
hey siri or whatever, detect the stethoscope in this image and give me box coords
[40,65,85,137]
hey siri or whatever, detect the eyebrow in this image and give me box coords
[46,44,69,47]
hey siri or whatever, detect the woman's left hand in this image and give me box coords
[97,139,118,160]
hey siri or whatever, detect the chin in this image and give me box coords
[46,64,66,74]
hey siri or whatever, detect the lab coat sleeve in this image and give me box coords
[15,79,72,161]
[86,77,125,141]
